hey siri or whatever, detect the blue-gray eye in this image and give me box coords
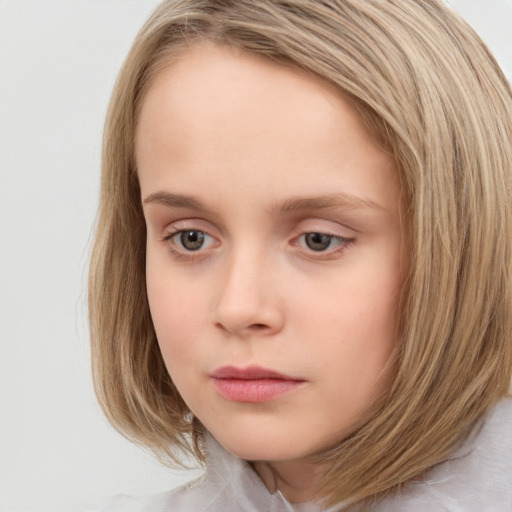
[179,230,205,251]
[304,232,334,251]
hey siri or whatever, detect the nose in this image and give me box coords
[213,247,285,337]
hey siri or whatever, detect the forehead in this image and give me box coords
[136,43,379,157]
[136,42,346,131]
[135,43,398,213]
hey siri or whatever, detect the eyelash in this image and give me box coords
[160,229,217,260]
[293,232,354,258]
[160,228,354,260]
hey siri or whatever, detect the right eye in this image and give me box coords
[162,229,218,254]
[176,230,206,251]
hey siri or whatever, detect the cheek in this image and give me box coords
[146,261,208,365]
[298,263,401,336]
[292,258,401,384]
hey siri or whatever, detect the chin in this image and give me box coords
[210,428,312,462]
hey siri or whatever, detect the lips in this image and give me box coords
[209,365,306,403]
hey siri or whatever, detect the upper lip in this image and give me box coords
[210,365,303,381]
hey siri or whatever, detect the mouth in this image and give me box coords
[209,365,306,403]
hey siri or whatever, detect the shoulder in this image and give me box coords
[98,401,512,512]
[96,432,271,512]
[372,397,512,512]
[98,476,207,512]
[97,433,299,512]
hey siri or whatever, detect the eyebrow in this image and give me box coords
[143,191,214,213]
[277,193,385,213]
[142,191,385,213]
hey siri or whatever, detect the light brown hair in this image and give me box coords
[89,0,512,507]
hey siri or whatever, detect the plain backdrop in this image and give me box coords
[0,1,510,511]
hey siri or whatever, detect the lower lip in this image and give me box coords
[211,378,304,403]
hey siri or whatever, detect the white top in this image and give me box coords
[100,398,512,511]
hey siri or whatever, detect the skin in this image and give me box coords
[137,43,403,503]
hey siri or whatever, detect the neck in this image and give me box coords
[252,458,326,504]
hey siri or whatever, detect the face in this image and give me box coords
[137,43,403,464]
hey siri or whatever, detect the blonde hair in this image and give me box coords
[89,0,512,507]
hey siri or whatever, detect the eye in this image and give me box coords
[304,232,334,251]
[178,230,206,251]
[296,232,353,254]
[162,229,217,253]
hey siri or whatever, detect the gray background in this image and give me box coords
[1,1,510,511]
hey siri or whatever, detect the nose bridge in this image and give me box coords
[214,240,283,336]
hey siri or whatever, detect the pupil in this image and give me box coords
[181,230,205,251]
[305,232,332,251]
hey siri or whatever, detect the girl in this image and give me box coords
[90,1,512,510]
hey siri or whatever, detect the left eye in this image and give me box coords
[299,232,350,252]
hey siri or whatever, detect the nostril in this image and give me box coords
[215,320,274,335]
[250,323,268,330]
